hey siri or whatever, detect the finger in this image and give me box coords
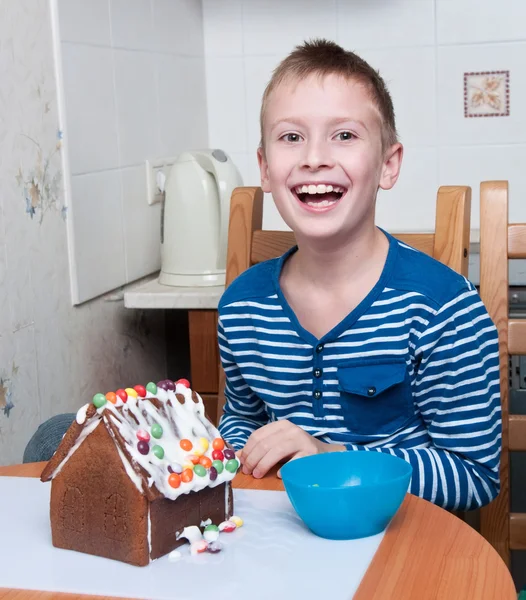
[252,444,298,479]
[240,421,288,462]
[241,429,293,476]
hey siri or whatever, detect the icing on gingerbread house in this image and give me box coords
[40,379,239,567]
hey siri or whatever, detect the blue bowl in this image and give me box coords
[280,451,412,540]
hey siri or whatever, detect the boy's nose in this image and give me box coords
[300,140,335,170]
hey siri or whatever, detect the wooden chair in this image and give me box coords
[479,180,526,568]
[217,184,472,422]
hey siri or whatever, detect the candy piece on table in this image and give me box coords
[203,524,219,542]
[181,468,193,483]
[136,429,150,442]
[151,423,163,439]
[225,459,239,473]
[209,466,218,481]
[206,541,223,554]
[193,464,206,477]
[168,550,182,562]
[92,393,107,408]
[168,472,181,488]
[168,463,183,474]
[145,381,157,394]
[218,520,237,533]
[115,388,128,402]
[199,456,212,469]
[176,525,202,544]
[198,437,209,452]
[125,387,138,398]
[152,445,164,460]
[230,515,244,528]
[223,448,235,460]
[137,440,149,455]
[176,378,190,388]
[134,384,147,397]
[212,460,224,474]
[190,540,208,555]
[212,449,224,461]
[212,438,225,451]
[105,392,117,404]
[180,439,193,452]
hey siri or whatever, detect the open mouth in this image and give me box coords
[292,184,346,209]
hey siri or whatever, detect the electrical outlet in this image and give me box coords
[145,157,178,206]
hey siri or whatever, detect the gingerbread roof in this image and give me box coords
[40,380,239,502]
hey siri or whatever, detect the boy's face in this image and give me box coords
[258,73,402,245]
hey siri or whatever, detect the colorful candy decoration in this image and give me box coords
[115,388,128,402]
[134,384,147,397]
[168,463,183,474]
[146,381,157,394]
[151,423,163,439]
[190,540,208,555]
[187,454,200,465]
[181,468,193,483]
[199,456,212,469]
[157,379,175,391]
[92,393,107,408]
[168,473,181,488]
[125,387,138,399]
[212,449,224,461]
[105,392,117,404]
[176,378,190,388]
[209,466,218,481]
[223,448,235,460]
[212,438,225,451]
[180,439,193,451]
[198,437,209,452]
[193,464,206,477]
[230,516,243,528]
[136,429,150,442]
[137,440,149,455]
[218,520,237,533]
[206,541,223,553]
[212,460,224,474]
[225,459,239,473]
[203,524,219,542]
[152,445,164,459]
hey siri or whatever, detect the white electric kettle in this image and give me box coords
[159,149,243,287]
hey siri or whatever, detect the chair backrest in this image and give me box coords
[217,184,472,424]
[479,180,526,568]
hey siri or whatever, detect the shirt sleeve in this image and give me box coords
[217,315,270,449]
[344,282,502,511]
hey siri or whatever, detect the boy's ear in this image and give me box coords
[379,143,403,191]
[257,147,271,193]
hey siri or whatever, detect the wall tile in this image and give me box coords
[358,46,437,146]
[121,165,161,282]
[157,55,208,157]
[242,0,337,57]
[244,55,282,151]
[203,0,243,57]
[438,144,526,229]
[436,0,526,45]
[61,43,120,174]
[437,43,526,146]
[153,0,204,56]
[70,170,126,303]
[376,146,438,232]
[206,57,247,154]
[0,242,9,337]
[58,0,111,45]
[338,0,435,50]
[113,50,159,167]
[110,0,156,51]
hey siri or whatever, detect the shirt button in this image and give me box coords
[316,344,324,353]
[313,368,322,378]
[367,387,376,396]
[313,390,322,400]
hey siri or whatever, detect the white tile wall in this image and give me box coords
[436,0,526,45]
[337,0,435,50]
[203,0,243,57]
[57,0,207,303]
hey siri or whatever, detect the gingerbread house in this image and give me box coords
[40,379,239,567]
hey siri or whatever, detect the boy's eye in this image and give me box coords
[336,131,354,141]
[281,133,302,143]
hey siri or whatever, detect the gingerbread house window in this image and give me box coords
[104,493,128,542]
[61,486,84,533]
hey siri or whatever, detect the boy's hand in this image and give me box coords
[237,420,345,479]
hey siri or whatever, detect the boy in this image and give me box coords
[217,39,501,512]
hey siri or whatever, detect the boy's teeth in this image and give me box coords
[296,184,342,194]
[305,198,336,208]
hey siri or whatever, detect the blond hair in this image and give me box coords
[259,39,398,151]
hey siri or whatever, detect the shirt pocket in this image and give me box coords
[336,358,413,436]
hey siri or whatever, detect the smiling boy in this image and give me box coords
[217,39,501,511]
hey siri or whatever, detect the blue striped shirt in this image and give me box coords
[217,232,501,511]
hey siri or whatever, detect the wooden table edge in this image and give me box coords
[0,463,517,600]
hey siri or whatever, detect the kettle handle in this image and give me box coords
[194,150,242,272]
